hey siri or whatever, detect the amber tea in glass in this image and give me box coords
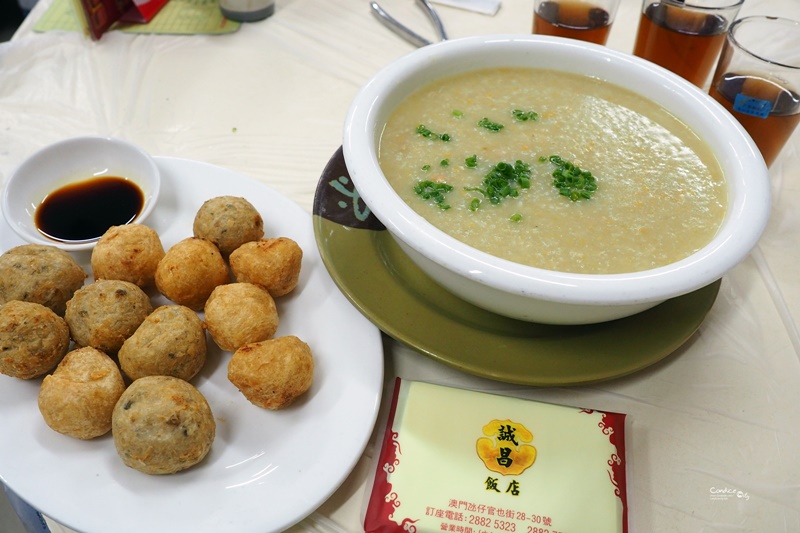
[709,17,800,168]
[533,0,620,45]
[633,0,742,88]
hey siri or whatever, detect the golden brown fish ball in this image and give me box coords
[118,305,207,382]
[65,280,153,355]
[228,336,313,410]
[91,224,165,288]
[229,238,303,297]
[154,237,229,311]
[38,346,126,440]
[192,196,264,256]
[0,244,86,316]
[112,375,215,475]
[204,282,278,352]
[0,300,70,379]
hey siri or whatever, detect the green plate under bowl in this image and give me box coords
[313,147,721,386]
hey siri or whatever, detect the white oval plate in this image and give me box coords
[0,157,384,533]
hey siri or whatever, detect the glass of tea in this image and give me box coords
[532,0,620,45]
[709,16,800,168]
[632,0,743,88]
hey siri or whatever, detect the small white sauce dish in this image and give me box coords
[343,34,772,325]
[1,136,161,252]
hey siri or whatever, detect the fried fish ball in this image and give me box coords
[228,336,313,410]
[0,301,70,379]
[229,238,303,297]
[155,237,229,310]
[204,282,278,352]
[118,305,207,382]
[38,346,126,440]
[112,375,215,475]
[192,196,264,256]
[0,244,86,316]
[91,224,165,288]
[65,280,153,355]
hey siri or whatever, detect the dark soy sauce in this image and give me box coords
[35,176,144,242]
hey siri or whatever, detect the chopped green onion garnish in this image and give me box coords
[478,117,504,132]
[512,109,539,121]
[416,124,451,142]
[465,155,478,168]
[416,124,434,137]
[414,180,453,210]
[440,159,450,167]
[421,164,431,171]
[547,155,597,201]
[466,160,531,207]
[510,213,523,222]
[452,110,464,118]
[469,198,481,211]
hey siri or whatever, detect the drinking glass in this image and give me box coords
[708,16,800,168]
[532,0,620,45]
[632,0,743,88]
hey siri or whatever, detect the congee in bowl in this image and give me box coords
[379,67,727,275]
[344,35,770,324]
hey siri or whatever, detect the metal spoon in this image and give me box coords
[370,0,448,47]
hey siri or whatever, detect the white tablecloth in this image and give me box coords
[1,0,799,531]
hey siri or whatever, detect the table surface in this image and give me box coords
[2,0,799,531]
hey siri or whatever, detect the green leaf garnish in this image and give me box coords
[414,180,454,210]
[465,154,478,168]
[512,109,539,121]
[478,117,504,132]
[510,213,523,222]
[547,155,597,201]
[452,110,464,118]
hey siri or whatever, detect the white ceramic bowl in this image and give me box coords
[2,136,160,252]
[343,34,771,325]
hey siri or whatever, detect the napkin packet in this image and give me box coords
[364,379,628,533]
[71,0,169,39]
